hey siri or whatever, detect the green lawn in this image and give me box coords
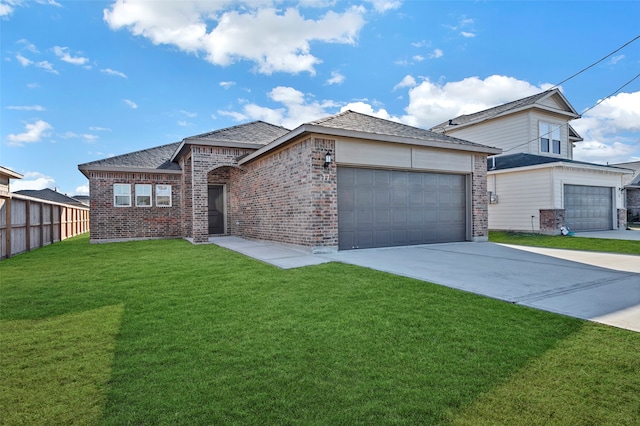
[489,231,640,255]
[1,235,639,425]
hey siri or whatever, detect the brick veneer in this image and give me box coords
[190,146,256,243]
[228,137,337,251]
[471,153,489,241]
[539,209,565,234]
[627,189,640,223]
[618,208,627,229]
[88,171,181,241]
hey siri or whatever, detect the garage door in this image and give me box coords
[337,167,467,250]
[564,185,613,231]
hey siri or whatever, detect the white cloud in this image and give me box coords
[26,82,39,89]
[179,110,197,118]
[75,183,89,195]
[326,71,345,85]
[400,74,549,128]
[123,99,138,109]
[412,55,425,62]
[219,81,236,89]
[364,0,402,13]
[16,54,33,66]
[571,91,640,164]
[101,68,127,78]
[429,48,443,58]
[411,40,430,48]
[608,54,624,65]
[89,126,112,132]
[53,46,89,65]
[340,102,400,122]
[10,171,56,192]
[1,0,60,18]
[103,1,366,75]
[60,131,99,142]
[7,120,53,146]
[35,60,58,74]
[17,39,39,53]
[393,74,416,91]
[218,85,337,129]
[7,105,45,111]
[0,2,14,17]
[461,31,476,38]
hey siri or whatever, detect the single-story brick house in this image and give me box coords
[78,111,500,251]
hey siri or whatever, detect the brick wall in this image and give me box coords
[229,137,337,251]
[190,146,256,243]
[471,153,489,241]
[88,171,182,241]
[539,209,564,234]
[618,208,628,229]
[627,189,640,222]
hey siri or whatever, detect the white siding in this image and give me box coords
[488,164,627,231]
[488,168,552,231]
[446,112,530,154]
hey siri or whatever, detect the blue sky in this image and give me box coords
[2,0,639,195]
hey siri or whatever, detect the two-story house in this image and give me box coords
[431,89,632,234]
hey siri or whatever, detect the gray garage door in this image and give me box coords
[564,184,613,231]
[337,167,467,250]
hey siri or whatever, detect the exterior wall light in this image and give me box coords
[324,151,332,168]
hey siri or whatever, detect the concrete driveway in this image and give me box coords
[211,237,640,332]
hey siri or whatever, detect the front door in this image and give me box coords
[208,185,224,234]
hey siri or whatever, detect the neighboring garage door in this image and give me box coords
[564,184,613,231]
[337,167,467,250]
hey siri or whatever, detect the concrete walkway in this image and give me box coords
[210,236,640,333]
[573,229,640,241]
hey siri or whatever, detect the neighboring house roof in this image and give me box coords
[0,165,23,180]
[171,121,290,162]
[14,188,87,207]
[240,110,501,165]
[612,161,640,187]
[488,153,633,174]
[78,142,182,177]
[431,88,580,133]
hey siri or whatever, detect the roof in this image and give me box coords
[612,161,640,186]
[488,153,633,174]
[431,89,580,133]
[78,142,182,176]
[240,110,501,165]
[171,121,290,161]
[14,188,87,206]
[0,165,23,180]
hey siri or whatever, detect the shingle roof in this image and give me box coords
[78,142,182,171]
[308,110,496,150]
[488,153,631,173]
[431,89,577,132]
[14,188,86,206]
[185,121,290,145]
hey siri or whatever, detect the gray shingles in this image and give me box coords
[79,142,182,171]
[488,153,631,172]
[14,188,86,206]
[185,121,290,145]
[309,110,494,149]
[431,90,556,132]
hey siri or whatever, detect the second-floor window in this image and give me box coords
[540,122,561,154]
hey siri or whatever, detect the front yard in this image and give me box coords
[1,235,639,425]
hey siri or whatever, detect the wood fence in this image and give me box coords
[0,193,90,259]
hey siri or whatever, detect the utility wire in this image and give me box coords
[550,35,640,90]
[502,72,640,154]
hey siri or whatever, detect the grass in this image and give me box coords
[1,235,639,425]
[489,231,640,255]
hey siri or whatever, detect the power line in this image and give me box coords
[502,72,640,154]
[550,35,640,89]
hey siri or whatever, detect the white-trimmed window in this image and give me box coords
[540,122,561,154]
[135,184,152,207]
[114,184,131,207]
[156,184,172,207]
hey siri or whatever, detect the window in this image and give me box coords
[114,184,131,207]
[135,184,152,207]
[156,184,172,207]
[540,122,561,154]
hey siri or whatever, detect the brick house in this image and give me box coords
[78,110,500,251]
